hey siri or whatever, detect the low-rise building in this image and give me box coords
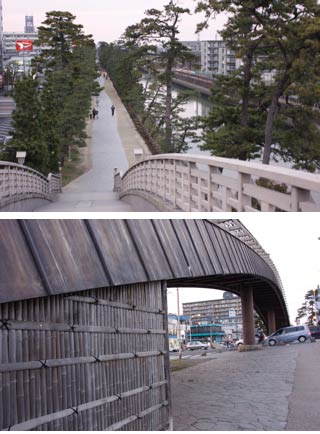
[189,323,225,343]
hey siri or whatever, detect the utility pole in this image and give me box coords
[23,50,26,75]
[314,285,320,325]
[176,288,183,359]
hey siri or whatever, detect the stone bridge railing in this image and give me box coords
[0,161,62,210]
[118,154,320,212]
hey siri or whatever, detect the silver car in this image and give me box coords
[186,341,209,350]
[266,325,311,346]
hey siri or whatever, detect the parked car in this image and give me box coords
[265,325,311,346]
[219,341,235,348]
[235,335,260,347]
[309,325,320,340]
[169,339,180,352]
[236,339,244,347]
[186,341,209,350]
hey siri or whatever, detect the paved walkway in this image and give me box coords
[171,342,320,431]
[37,76,150,212]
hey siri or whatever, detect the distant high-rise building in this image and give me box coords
[24,15,35,34]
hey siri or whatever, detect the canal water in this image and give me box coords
[173,84,212,156]
[142,78,211,156]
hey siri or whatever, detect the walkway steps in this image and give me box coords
[37,191,132,212]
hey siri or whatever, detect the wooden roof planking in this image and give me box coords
[0,219,289,328]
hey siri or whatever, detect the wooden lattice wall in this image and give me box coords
[0,281,171,431]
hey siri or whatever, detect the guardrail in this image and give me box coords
[119,154,320,212]
[0,161,62,210]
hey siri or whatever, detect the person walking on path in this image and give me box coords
[92,108,99,120]
[111,104,115,117]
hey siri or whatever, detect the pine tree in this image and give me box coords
[32,11,99,172]
[296,289,318,325]
[10,76,49,174]
[124,1,196,151]
[260,2,320,165]
[196,0,320,169]
[35,11,94,69]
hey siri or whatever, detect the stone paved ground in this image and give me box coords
[171,344,315,431]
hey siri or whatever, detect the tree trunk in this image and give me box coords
[142,84,162,123]
[263,74,289,165]
[240,50,253,128]
[165,61,173,152]
[263,95,279,164]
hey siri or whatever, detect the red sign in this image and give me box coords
[16,40,33,51]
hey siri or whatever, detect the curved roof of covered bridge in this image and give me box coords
[0,219,289,329]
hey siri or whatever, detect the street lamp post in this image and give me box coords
[16,151,27,165]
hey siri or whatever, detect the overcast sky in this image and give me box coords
[3,0,227,42]
[168,214,320,325]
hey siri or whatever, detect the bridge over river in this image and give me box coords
[0,218,288,430]
[0,76,320,212]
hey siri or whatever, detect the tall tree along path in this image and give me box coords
[38,76,135,212]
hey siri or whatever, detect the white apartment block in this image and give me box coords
[200,40,237,75]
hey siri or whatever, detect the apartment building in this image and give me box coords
[183,292,243,339]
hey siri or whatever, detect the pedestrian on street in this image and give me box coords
[111,105,115,116]
[258,329,265,344]
[92,108,96,120]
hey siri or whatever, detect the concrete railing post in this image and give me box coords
[238,172,252,211]
[173,160,177,208]
[207,166,212,211]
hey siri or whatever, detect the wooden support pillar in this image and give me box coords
[267,310,276,335]
[240,286,255,345]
